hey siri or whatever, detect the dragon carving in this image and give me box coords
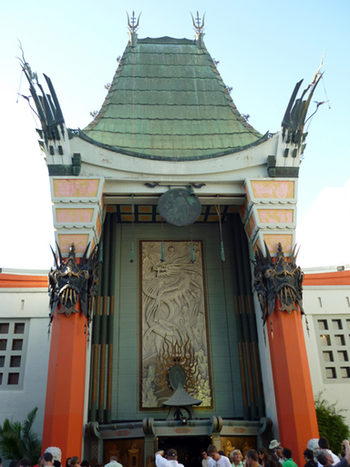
[48,243,99,322]
[253,242,304,326]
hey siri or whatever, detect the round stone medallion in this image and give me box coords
[158,188,201,226]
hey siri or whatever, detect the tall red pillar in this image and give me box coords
[42,311,88,461]
[267,301,319,467]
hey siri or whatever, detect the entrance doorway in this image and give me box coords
[158,436,212,467]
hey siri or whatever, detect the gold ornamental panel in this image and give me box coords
[140,240,212,409]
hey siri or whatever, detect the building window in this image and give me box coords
[315,316,350,382]
[0,320,28,389]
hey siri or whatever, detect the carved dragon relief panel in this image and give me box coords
[140,240,212,409]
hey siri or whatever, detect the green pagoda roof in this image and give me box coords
[81,36,266,161]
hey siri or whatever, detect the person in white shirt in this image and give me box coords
[104,456,123,467]
[202,451,216,467]
[207,445,231,467]
[155,449,184,467]
[319,438,340,466]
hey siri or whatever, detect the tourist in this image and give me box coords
[319,438,340,465]
[207,445,231,467]
[246,450,260,467]
[335,440,350,467]
[155,449,184,467]
[19,460,32,467]
[269,441,284,464]
[104,457,122,467]
[304,449,317,467]
[257,448,270,467]
[316,451,333,467]
[70,458,81,467]
[230,450,244,467]
[43,454,54,467]
[282,448,298,467]
[202,450,215,467]
[44,447,62,467]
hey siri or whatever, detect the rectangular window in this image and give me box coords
[315,315,350,383]
[0,323,9,333]
[10,356,21,367]
[0,320,28,389]
[318,319,328,330]
[325,367,336,379]
[12,339,23,351]
[338,351,348,362]
[323,351,333,362]
[14,323,25,334]
[8,373,19,385]
[319,334,331,346]
[332,319,342,330]
[334,335,345,346]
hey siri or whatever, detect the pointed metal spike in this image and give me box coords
[82,242,90,263]
[56,241,63,265]
[264,241,272,262]
[50,245,58,268]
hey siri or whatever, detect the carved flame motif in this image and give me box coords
[156,335,199,395]
[48,243,99,321]
[253,242,304,324]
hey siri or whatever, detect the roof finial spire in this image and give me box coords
[191,11,205,40]
[127,11,141,45]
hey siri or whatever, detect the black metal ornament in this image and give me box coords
[48,242,99,323]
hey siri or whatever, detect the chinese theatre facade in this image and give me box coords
[23,15,320,467]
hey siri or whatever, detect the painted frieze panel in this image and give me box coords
[140,240,212,409]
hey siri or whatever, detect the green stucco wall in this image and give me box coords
[105,217,260,420]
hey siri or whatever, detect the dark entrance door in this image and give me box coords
[158,436,211,467]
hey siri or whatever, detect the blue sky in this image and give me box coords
[0,0,349,269]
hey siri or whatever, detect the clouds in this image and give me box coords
[296,179,350,268]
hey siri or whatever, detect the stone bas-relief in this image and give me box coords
[141,240,212,408]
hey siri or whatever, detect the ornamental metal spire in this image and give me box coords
[191,11,205,40]
[127,10,141,44]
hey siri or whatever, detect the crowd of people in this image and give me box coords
[155,438,350,467]
[2,437,349,467]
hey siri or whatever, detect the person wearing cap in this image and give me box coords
[269,441,285,464]
[44,448,62,467]
[155,449,184,467]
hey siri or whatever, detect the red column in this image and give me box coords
[268,302,319,467]
[42,310,87,462]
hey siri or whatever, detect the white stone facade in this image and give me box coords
[0,270,50,444]
[303,267,350,428]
